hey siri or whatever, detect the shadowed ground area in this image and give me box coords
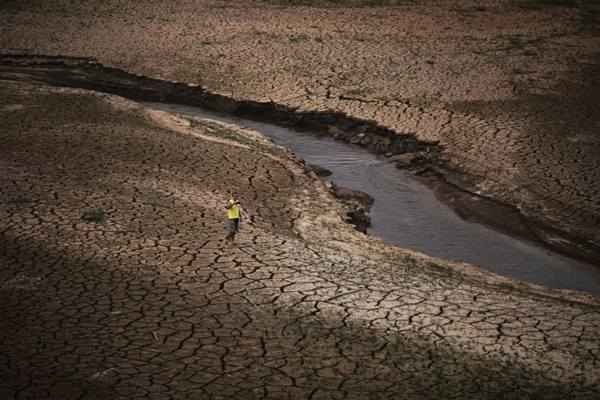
[1,81,600,399]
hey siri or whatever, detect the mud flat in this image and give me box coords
[2,75,600,399]
[3,55,599,294]
[1,0,599,264]
[2,1,600,398]
[1,55,599,267]
[143,101,600,294]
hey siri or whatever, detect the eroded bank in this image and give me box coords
[1,54,599,267]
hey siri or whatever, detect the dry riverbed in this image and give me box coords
[1,0,599,260]
[2,1,600,398]
[1,78,600,399]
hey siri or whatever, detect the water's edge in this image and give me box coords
[1,53,599,267]
[145,102,600,295]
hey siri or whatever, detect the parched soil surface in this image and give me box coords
[1,0,599,253]
[2,80,600,399]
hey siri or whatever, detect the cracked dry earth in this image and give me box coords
[2,81,600,400]
[1,0,599,251]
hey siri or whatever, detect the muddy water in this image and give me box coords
[146,103,600,295]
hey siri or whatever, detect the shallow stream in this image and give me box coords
[147,102,600,295]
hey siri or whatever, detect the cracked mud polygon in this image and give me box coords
[1,1,600,399]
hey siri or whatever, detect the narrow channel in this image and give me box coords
[146,102,600,295]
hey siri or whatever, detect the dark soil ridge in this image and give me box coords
[1,53,599,266]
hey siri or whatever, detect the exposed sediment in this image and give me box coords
[2,1,600,398]
[2,78,600,399]
[1,0,599,265]
[1,54,598,264]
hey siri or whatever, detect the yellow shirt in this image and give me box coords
[227,201,240,219]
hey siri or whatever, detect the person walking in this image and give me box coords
[225,194,241,241]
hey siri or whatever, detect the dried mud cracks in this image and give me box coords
[1,81,600,399]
